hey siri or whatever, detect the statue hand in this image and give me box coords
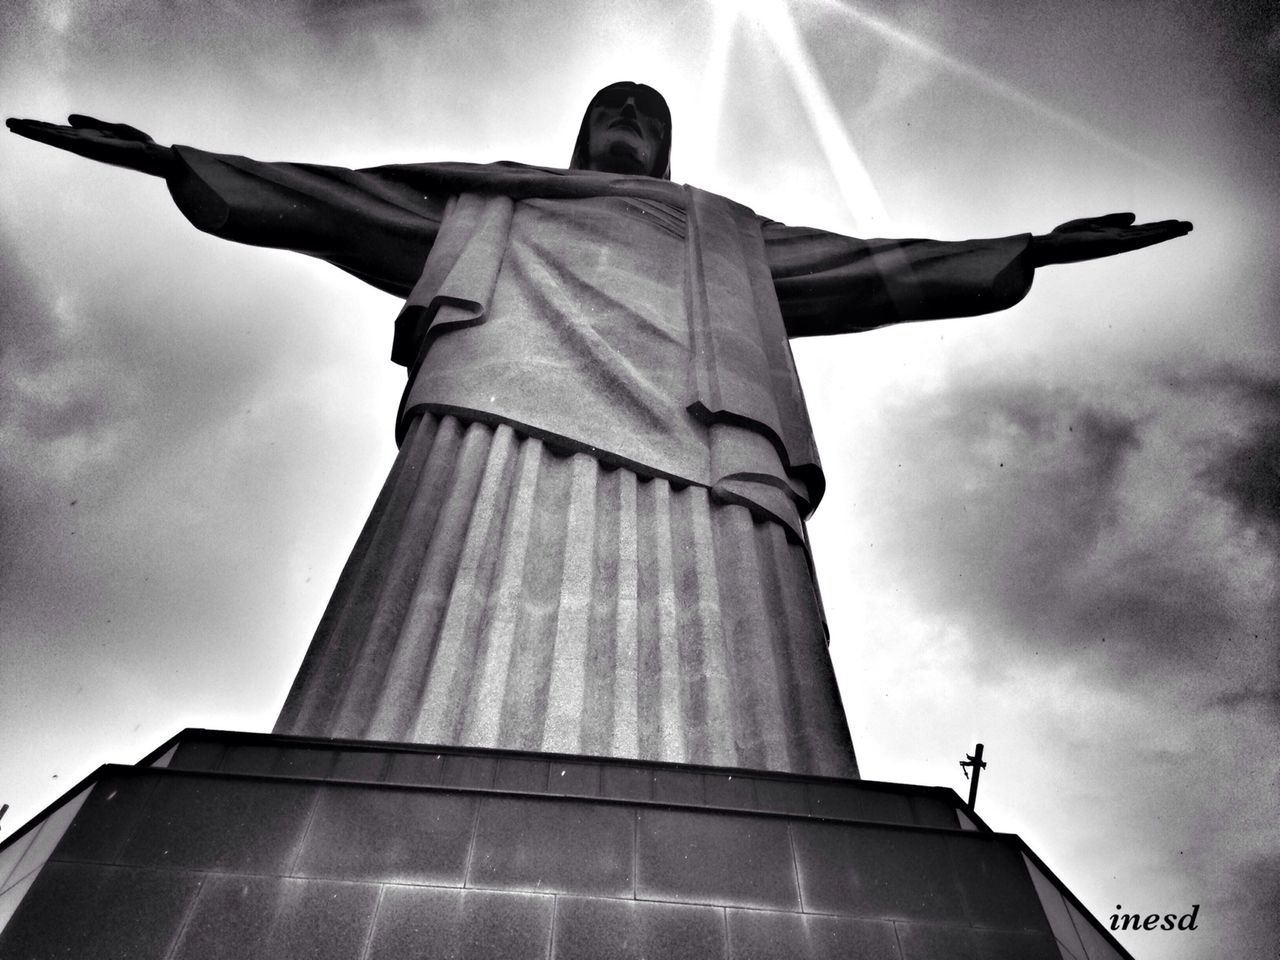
[1029,213,1192,266]
[6,114,174,177]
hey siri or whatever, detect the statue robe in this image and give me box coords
[167,147,1033,777]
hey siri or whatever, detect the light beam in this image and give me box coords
[747,0,893,232]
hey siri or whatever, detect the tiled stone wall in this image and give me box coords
[0,762,1060,960]
[167,735,961,829]
[0,733,1135,960]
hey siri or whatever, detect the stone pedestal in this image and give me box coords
[0,730,1129,959]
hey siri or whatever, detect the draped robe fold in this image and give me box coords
[166,147,1034,777]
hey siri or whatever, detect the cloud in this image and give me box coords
[1219,846,1280,955]
[1170,365,1280,542]
[1208,681,1280,725]
[852,357,1279,693]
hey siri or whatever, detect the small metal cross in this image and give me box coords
[959,743,987,810]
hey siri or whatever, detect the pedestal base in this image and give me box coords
[0,730,1129,960]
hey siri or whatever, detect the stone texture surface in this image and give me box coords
[135,732,964,828]
[331,748,387,781]
[948,833,1051,930]
[0,861,201,960]
[274,413,859,779]
[293,785,476,884]
[115,775,316,874]
[807,781,914,823]
[368,886,554,960]
[792,822,966,922]
[45,775,154,866]
[469,797,634,897]
[553,896,725,960]
[170,875,379,960]
[168,739,226,772]
[0,735,1113,960]
[895,921,1062,960]
[727,909,902,960]
[636,808,799,910]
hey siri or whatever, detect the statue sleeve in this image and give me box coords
[761,221,1035,337]
[166,146,448,297]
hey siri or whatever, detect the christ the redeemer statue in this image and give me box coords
[9,85,1189,779]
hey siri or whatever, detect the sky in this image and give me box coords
[1,0,1277,957]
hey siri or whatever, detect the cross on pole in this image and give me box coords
[959,743,987,810]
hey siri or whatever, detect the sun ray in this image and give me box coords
[688,0,737,178]
[806,0,1174,176]
[748,0,893,232]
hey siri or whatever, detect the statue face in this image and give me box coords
[585,84,667,175]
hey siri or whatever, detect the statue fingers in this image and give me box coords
[1138,219,1192,234]
[1051,213,1134,233]
[6,117,80,145]
[1122,221,1193,241]
[1115,228,1189,253]
[1093,212,1136,227]
[68,114,154,141]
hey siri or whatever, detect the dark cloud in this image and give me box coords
[1222,847,1280,956]
[1216,430,1280,536]
[298,0,434,32]
[1208,680,1280,725]
[857,362,1279,683]
[1167,365,1280,542]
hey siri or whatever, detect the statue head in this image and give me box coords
[570,81,672,179]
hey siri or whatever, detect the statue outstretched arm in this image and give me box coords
[7,115,175,177]
[1027,213,1191,265]
[765,225,1036,337]
[765,212,1191,338]
[162,146,446,296]
[7,114,447,297]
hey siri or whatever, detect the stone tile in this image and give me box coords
[636,808,799,910]
[52,773,158,865]
[550,761,601,797]
[806,783,914,824]
[442,754,497,788]
[294,785,476,885]
[909,795,959,829]
[0,860,200,960]
[751,778,807,815]
[652,768,704,805]
[147,744,180,768]
[948,834,1050,931]
[220,744,279,775]
[497,757,551,792]
[792,822,965,922]
[386,751,445,786]
[704,773,755,809]
[554,896,724,960]
[1022,855,1088,959]
[368,885,553,960]
[600,764,654,802]
[895,921,1061,960]
[728,908,901,960]
[6,787,90,881]
[273,747,337,778]
[118,775,316,874]
[168,739,226,772]
[0,869,38,931]
[0,829,36,894]
[332,749,388,781]
[170,874,380,960]
[469,797,633,896]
